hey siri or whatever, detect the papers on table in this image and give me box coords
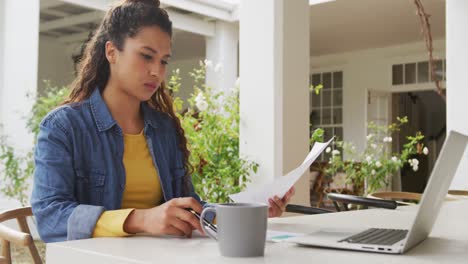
[266,230,306,242]
[229,137,334,204]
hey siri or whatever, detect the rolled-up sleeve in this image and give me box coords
[31,114,104,242]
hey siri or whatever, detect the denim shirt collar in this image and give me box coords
[141,103,159,129]
[89,88,159,133]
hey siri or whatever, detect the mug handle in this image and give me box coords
[200,207,217,241]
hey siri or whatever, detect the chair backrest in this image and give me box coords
[0,207,42,264]
[327,192,398,211]
[370,190,468,205]
[447,189,468,196]
[367,191,422,206]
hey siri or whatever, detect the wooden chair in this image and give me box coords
[448,189,468,196]
[369,190,468,204]
[367,191,422,206]
[0,207,42,264]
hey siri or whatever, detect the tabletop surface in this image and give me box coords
[47,199,468,264]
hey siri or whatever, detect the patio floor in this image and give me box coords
[0,240,45,263]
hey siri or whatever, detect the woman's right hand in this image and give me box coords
[123,197,205,238]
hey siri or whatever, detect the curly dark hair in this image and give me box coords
[64,0,193,195]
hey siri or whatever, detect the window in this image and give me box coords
[392,59,446,85]
[310,71,344,160]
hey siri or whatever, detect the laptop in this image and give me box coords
[288,130,468,254]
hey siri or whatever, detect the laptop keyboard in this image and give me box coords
[338,228,408,246]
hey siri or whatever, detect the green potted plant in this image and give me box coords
[323,116,427,196]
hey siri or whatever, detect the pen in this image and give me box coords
[186,208,217,233]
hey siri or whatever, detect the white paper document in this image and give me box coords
[229,137,334,204]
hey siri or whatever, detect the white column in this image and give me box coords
[240,0,310,205]
[0,0,39,152]
[0,0,4,130]
[205,21,239,94]
[447,0,468,190]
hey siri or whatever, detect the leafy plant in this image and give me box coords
[0,137,33,205]
[0,82,69,205]
[168,63,258,203]
[324,116,427,196]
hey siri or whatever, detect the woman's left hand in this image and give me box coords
[268,186,295,217]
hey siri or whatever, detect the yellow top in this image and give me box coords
[92,130,163,237]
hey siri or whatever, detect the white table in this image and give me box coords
[47,200,468,263]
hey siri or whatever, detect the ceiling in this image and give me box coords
[40,3,99,41]
[309,0,446,55]
[171,0,446,60]
[39,0,446,60]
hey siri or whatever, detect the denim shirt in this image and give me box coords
[31,89,204,243]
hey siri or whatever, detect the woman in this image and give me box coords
[31,0,294,243]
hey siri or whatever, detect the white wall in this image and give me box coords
[0,0,4,130]
[447,0,468,190]
[311,39,446,153]
[37,36,76,93]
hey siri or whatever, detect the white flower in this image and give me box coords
[332,149,340,156]
[195,92,204,104]
[412,165,419,172]
[325,147,331,153]
[366,134,373,141]
[423,147,429,155]
[371,143,377,149]
[371,169,376,175]
[383,136,392,143]
[197,101,208,111]
[203,59,213,68]
[391,156,398,163]
[412,159,419,166]
[234,77,240,88]
[366,155,372,163]
[375,161,382,168]
[195,93,208,111]
[214,63,223,73]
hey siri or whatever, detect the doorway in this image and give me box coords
[392,91,446,193]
